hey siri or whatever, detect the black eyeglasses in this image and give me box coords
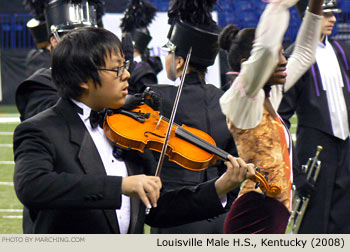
[98,60,130,78]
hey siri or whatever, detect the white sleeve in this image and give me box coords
[220,3,290,129]
[285,11,322,92]
[272,10,323,109]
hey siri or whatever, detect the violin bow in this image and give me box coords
[145,47,192,215]
[154,47,192,177]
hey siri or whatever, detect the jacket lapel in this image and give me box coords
[77,133,120,233]
[54,98,106,175]
[78,132,106,174]
[54,98,120,233]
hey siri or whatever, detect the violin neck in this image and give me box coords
[175,127,229,161]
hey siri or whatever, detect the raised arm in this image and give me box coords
[284,0,323,92]
[270,0,323,109]
[220,1,296,129]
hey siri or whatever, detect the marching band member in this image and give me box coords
[279,0,350,233]
[219,0,323,233]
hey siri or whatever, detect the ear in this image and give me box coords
[175,56,185,72]
[50,36,58,48]
[80,82,90,91]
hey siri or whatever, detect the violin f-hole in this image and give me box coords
[144,131,165,139]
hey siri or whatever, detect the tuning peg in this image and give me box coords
[255,181,261,189]
[263,174,269,181]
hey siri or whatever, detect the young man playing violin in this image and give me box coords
[13,27,255,234]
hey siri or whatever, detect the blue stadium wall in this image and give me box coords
[2,0,350,49]
[1,0,350,104]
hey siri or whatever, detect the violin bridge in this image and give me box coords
[155,115,163,130]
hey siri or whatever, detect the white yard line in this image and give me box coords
[0,161,15,165]
[0,182,14,186]
[0,209,22,212]
[0,132,13,135]
[3,216,22,219]
[0,144,12,147]
[0,118,20,123]
[0,114,20,117]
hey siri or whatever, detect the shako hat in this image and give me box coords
[44,0,105,35]
[23,0,50,43]
[322,0,342,13]
[162,0,220,68]
[297,0,342,18]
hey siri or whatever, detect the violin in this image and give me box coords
[103,104,281,198]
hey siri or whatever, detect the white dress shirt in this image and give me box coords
[72,100,130,234]
[316,37,349,140]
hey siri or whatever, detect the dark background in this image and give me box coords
[0,0,130,14]
[1,0,349,105]
[0,0,132,105]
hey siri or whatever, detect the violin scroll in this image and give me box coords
[250,168,281,198]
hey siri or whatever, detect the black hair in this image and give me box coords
[218,24,255,72]
[51,27,123,99]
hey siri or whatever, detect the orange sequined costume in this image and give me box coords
[227,108,292,211]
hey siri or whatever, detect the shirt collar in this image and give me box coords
[71,99,92,121]
[134,55,142,63]
[318,36,329,48]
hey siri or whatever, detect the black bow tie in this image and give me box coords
[89,110,105,129]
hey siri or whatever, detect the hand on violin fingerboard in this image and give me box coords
[215,155,255,198]
[121,175,162,209]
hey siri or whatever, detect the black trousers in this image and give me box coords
[296,126,350,233]
[151,213,227,234]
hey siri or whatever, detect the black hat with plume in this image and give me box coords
[23,0,49,43]
[322,0,342,13]
[163,0,220,67]
[120,0,157,54]
[44,0,105,36]
[297,0,342,18]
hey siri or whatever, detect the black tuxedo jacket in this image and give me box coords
[278,39,350,233]
[278,39,350,135]
[16,68,59,122]
[13,98,225,233]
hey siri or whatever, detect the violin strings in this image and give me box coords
[176,127,230,160]
[154,114,229,159]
